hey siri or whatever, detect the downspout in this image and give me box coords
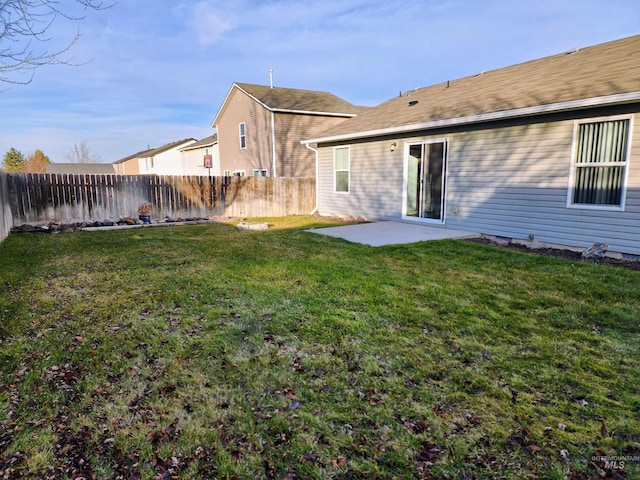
[305,142,319,215]
[271,111,277,177]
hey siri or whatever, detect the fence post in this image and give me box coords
[0,173,13,242]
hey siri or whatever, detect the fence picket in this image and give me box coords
[4,174,315,225]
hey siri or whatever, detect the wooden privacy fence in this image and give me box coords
[6,174,316,225]
[0,174,12,242]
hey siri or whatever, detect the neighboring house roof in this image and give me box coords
[46,163,116,174]
[180,134,218,152]
[212,83,368,126]
[304,35,640,144]
[142,138,197,157]
[112,138,197,164]
[113,148,154,165]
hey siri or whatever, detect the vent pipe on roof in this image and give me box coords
[269,69,273,88]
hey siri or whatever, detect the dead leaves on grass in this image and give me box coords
[42,362,85,401]
[146,418,182,444]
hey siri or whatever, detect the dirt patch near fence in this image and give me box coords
[466,237,640,271]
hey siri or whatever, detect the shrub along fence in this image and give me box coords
[4,174,316,227]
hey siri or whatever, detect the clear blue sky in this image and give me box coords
[0,0,638,163]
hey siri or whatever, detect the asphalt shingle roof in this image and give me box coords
[46,163,116,174]
[234,83,367,115]
[181,134,218,150]
[113,139,196,164]
[144,138,196,157]
[308,35,640,142]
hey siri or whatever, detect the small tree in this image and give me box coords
[65,140,102,163]
[2,148,25,172]
[23,149,51,173]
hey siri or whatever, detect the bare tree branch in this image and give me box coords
[65,140,102,163]
[0,0,113,85]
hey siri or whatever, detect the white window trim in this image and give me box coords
[566,114,633,211]
[401,137,449,224]
[239,122,246,149]
[233,169,245,177]
[253,169,267,177]
[333,145,350,194]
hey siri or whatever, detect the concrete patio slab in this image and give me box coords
[307,221,479,247]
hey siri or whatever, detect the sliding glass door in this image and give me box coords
[405,140,447,221]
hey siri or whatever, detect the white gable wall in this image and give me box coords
[134,141,199,176]
[152,142,196,175]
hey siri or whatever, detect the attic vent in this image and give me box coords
[475,71,486,77]
[566,47,580,55]
[408,100,418,107]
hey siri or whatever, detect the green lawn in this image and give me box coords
[1,216,638,479]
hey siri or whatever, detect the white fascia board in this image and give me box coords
[301,91,640,144]
[211,83,242,127]
[213,84,360,125]
[235,84,360,117]
[235,84,272,111]
[181,141,216,152]
[271,108,357,117]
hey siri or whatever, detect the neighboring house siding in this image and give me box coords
[274,113,353,177]
[115,159,140,175]
[318,109,640,255]
[149,143,197,175]
[218,89,272,175]
[181,146,220,176]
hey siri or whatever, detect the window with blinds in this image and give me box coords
[568,117,631,209]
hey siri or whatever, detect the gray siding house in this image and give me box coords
[303,35,640,257]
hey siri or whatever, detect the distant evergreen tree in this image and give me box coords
[2,148,25,172]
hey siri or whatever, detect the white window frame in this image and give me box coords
[401,138,449,224]
[233,170,245,177]
[566,114,633,211]
[239,122,246,149]
[253,169,267,177]
[333,146,350,194]
[223,170,231,177]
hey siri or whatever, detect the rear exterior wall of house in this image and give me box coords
[317,107,640,255]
